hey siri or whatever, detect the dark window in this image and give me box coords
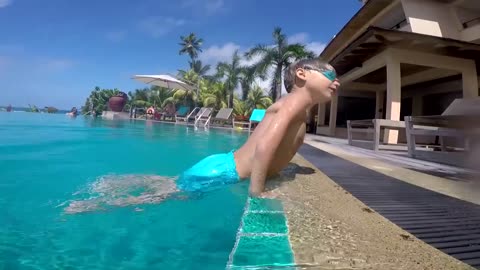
[422,91,462,116]
[336,97,376,127]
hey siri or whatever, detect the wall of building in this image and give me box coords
[399,23,412,32]
[401,0,461,39]
[403,78,463,116]
[456,6,480,42]
[461,23,480,42]
[455,6,479,25]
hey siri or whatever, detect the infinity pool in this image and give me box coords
[0,113,252,269]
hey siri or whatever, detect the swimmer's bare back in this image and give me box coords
[63,175,179,214]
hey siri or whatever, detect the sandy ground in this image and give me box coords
[264,155,474,270]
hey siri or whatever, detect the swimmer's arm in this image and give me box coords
[249,108,294,196]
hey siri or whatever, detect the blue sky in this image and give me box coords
[0,0,361,109]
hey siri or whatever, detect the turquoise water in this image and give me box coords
[0,112,250,270]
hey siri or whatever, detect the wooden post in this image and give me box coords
[328,93,338,136]
[373,119,380,151]
[405,116,416,157]
[375,91,385,119]
[384,55,401,144]
[347,120,353,145]
[317,103,326,126]
[462,67,479,98]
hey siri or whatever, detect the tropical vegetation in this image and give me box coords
[81,27,316,117]
[245,27,315,102]
[44,106,58,113]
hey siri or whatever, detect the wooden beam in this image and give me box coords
[401,68,459,87]
[387,48,476,72]
[324,0,401,62]
[343,82,384,92]
[339,49,388,84]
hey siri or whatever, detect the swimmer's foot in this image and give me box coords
[64,200,105,214]
[64,174,179,214]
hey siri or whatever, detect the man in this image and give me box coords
[64,58,340,214]
[229,57,340,195]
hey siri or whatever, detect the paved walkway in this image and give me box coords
[304,134,480,205]
[300,136,480,269]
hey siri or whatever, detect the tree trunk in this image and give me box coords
[274,64,283,102]
[228,83,234,108]
[242,83,249,100]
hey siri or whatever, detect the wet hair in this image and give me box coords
[283,58,335,93]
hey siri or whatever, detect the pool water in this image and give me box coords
[0,113,251,270]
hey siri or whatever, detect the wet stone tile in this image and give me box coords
[241,213,287,234]
[232,235,294,267]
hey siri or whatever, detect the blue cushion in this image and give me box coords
[250,109,266,122]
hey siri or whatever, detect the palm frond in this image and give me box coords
[251,51,276,79]
[272,27,287,49]
[244,44,270,60]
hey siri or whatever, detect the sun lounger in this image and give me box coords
[405,98,480,166]
[194,107,214,127]
[177,107,213,125]
[175,106,195,123]
[208,108,234,128]
[233,109,266,134]
[158,103,177,121]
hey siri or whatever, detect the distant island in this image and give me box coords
[0,105,71,114]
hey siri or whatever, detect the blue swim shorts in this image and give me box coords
[176,150,240,192]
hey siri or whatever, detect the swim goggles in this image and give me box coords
[303,65,337,82]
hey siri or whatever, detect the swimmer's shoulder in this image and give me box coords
[268,96,307,122]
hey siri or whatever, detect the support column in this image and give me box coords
[384,55,401,144]
[462,67,479,98]
[328,93,338,136]
[412,95,423,116]
[317,103,326,126]
[375,91,385,119]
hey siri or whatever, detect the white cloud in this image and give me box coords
[106,31,127,42]
[138,17,186,38]
[198,42,241,66]
[288,32,326,56]
[181,0,225,15]
[199,34,326,96]
[306,41,326,55]
[0,0,11,8]
[287,32,309,44]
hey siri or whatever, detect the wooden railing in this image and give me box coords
[347,119,407,151]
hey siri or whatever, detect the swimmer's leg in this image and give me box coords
[64,174,179,214]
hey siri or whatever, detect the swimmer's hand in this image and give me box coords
[259,190,279,199]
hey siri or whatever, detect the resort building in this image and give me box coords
[313,0,480,144]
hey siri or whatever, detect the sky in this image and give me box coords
[0,0,361,109]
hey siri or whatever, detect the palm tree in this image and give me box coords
[245,27,315,102]
[179,33,204,61]
[178,59,212,79]
[216,50,244,108]
[164,70,200,108]
[201,81,228,110]
[233,98,249,118]
[232,85,273,118]
[128,88,151,107]
[82,87,121,114]
[246,85,273,110]
[239,67,256,100]
[150,86,173,107]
